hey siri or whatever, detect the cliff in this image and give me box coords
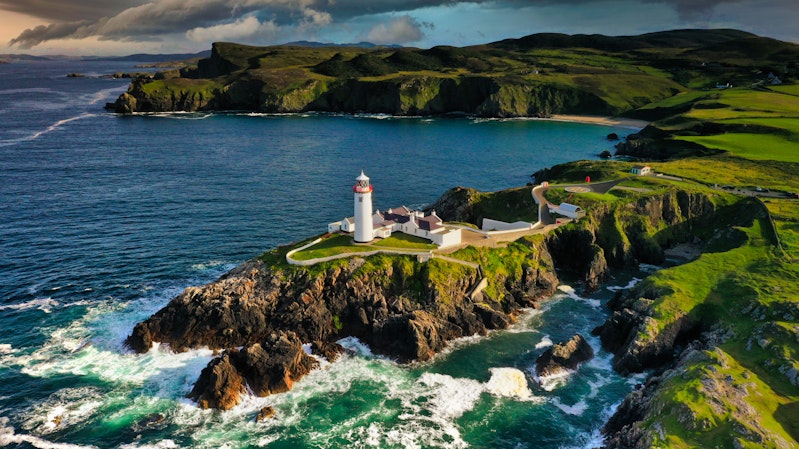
[126,182,739,411]
[127,240,558,409]
[111,33,700,116]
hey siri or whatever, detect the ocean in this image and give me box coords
[1,59,647,449]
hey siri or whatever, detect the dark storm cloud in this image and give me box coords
[0,0,148,22]
[3,0,778,48]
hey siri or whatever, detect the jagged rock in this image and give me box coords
[232,332,318,397]
[256,406,275,422]
[535,334,594,377]
[188,352,246,410]
[311,340,344,362]
[188,332,317,409]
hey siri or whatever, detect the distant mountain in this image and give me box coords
[0,54,56,62]
[82,51,211,62]
[490,28,759,52]
[281,41,403,49]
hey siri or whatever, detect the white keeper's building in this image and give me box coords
[328,171,462,248]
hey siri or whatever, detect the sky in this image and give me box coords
[1,0,797,56]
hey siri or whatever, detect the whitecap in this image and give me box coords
[417,372,484,419]
[535,335,554,349]
[0,344,17,354]
[485,367,538,402]
[0,297,58,313]
[557,285,600,308]
[118,441,179,449]
[0,417,98,449]
[551,398,589,416]
[606,277,641,292]
[534,369,573,392]
[638,263,660,273]
[337,336,376,357]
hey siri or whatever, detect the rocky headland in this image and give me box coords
[127,184,736,412]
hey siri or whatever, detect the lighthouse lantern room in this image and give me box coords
[353,171,374,243]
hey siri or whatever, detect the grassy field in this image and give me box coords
[676,133,799,162]
[290,233,435,261]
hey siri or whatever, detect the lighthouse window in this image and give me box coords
[359,197,363,203]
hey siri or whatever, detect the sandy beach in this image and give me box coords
[549,114,650,130]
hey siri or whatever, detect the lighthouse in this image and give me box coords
[353,171,374,243]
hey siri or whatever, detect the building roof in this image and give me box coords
[417,213,443,231]
[356,171,369,182]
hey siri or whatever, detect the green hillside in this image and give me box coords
[115,29,799,116]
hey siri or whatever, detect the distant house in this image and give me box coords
[548,203,586,220]
[631,165,652,176]
[716,82,732,89]
[766,73,783,85]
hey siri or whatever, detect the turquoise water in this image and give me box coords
[1,60,646,448]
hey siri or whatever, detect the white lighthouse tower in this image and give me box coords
[353,171,374,243]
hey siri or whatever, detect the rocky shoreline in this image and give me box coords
[126,185,738,441]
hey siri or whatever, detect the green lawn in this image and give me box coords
[373,233,437,250]
[291,232,434,261]
[676,133,799,163]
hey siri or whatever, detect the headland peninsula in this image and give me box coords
[122,29,799,448]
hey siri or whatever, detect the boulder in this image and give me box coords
[188,352,246,410]
[233,332,318,397]
[535,334,594,377]
[256,406,275,422]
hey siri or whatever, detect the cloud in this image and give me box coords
[366,16,426,44]
[186,15,279,42]
[5,0,797,50]
[0,0,147,22]
[8,0,331,48]
[643,0,744,20]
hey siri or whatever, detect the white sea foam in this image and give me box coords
[535,335,554,349]
[81,85,128,106]
[534,369,574,392]
[0,297,59,313]
[20,387,105,434]
[551,398,589,416]
[557,285,601,308]
[118,441,179,449]
[337,336,376,357]
[639,263,660,273]
[418,372,484,419]
[0,344,17,355]
[0,417,98,449]
[189,260,229,271]
[485,367,538,401]
[606,277,641,292]
[31,113,97,140]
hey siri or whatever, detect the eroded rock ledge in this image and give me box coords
[127,187,733,410]
[127,243,558,409]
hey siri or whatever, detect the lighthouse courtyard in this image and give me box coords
[285,171,577,266]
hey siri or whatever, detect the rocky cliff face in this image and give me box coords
[114,59,614,117]
[127,244,558,409]
[546,190,720,293]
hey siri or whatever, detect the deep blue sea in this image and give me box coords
[1,60,649,449]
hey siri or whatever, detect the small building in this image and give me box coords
[548,203,586,220]
[327,178,463,248]
[631,165,652,176]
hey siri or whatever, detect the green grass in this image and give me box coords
[652,155,799,192]
[291,233,434,261]
[373,233,437,250]
[290,234,361,260]
[676,133,799,163]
